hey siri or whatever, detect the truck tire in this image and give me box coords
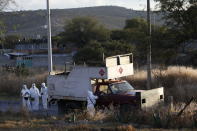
[57,100,86,114]
[119,104,135,123]
[57,101,67,114]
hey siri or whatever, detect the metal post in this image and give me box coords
[168,96,174,111]
[47,0,53,74]
[147,0,152,89]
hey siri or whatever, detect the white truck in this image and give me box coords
[47,53,164,113]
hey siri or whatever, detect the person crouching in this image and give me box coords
[87,90,98,117]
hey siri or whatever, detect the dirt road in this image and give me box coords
[0,100,58,115]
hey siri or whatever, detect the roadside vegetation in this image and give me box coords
[1,66,197,102]
[0,101,196,130]
[127,66,197,102]
[0,0,197,130]
[0,66,196,129]
[0,67,48,98]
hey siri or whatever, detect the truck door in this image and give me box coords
[96,84,113,107]
[109,83,133,105]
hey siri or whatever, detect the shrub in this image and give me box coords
[0,68,48,96]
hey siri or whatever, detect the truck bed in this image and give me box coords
[135,87,164,109]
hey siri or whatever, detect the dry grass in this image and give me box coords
[0,66,197,130]
[0,103,197,131]
[0,67,48,97]
[1,65,196,101]
[126,102,197,128]
[115,125,136,131]
[138,129,197,131]
[63,104,197,128]
[63,106,119,123]
[127,66,197,102]
[0,110,137,131]
[125,66,197,128]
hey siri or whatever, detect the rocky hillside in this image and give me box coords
[0,6,162,38]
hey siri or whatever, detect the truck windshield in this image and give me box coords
[110,82,134,94]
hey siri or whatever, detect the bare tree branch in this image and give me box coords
[0,0,15,11]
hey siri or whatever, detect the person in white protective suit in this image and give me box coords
[29,83,40,111]
[21,84,31,111]
[87,90,98,117]
[40,83,48,110]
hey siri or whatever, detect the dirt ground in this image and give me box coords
[0,100,196,131]
[0,114,195,131]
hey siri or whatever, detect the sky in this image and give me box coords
[10,0,157,11]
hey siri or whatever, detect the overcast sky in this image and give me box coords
[10,0,157,11]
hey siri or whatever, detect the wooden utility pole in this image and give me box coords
[147,0,152,89]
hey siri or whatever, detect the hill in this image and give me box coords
[0,6,163,38]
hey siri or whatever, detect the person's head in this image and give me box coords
[91,84,97,93]
[41,82,45,88]
[22,84,27,89]
[32,83,36,88]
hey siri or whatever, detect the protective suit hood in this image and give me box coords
[23,85,27,90]
[32,83,36,88]
[40,82,48,109]
[41,83,46,87]
[30,83,40,111]
[21,85,31,111]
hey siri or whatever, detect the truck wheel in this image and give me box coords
[57,101,67,115]
[119,104,134,123]
[57,100,85,114]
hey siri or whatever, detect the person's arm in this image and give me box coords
[45,88,48,96]
[40,88,43,95]
[93,95,98,99]
[21,90,24,97]
[36,88,41,97]
[27,90,31,98]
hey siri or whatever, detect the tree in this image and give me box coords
[0,0,15,48]
[0,21,5,48]
[124,18,147,30]
[111,18,147,62]
[184,5,197,39]
[154,0,197,40]
[110,29,128,41]
[74,40,135,65]
[122,18,177,65]
[63,17,110,47]
[123,18,148,44]
[151,25,177,64]
[4,35,20,48]
[0,0,15,11]
[74,41,105,65]
[119,18,148,64]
